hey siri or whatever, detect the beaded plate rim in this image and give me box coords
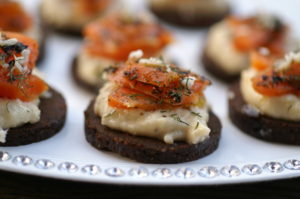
[0,150,300,185]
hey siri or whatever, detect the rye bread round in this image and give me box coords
[229,82,300,145]
[71,57,101,93]
[201,49,240,83]
[84,100,222,164]
[149,5,230,28]
[0,88,67,146]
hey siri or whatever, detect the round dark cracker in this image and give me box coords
[201,49,240,83]
[71,56,101,94]
[0,88,67,146]
[229,82,300,145]
[149,5,230,28]
[84,100,222,164]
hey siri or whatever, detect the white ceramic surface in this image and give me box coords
[0,0,300,185]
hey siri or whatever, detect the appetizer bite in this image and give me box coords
[0,32,66,146]
[84,50,221,163]
[72,13,172,93]
[149,0,230,27]
[41,0,116,35]
[0,0,46,62]
[202,14,289,82]
[229,50,300,145]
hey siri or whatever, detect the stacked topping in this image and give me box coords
[83,13,172,61]
[106,50,211,110]
[251,50,300,97]
[227,14,287,55]
[0,32,48,101]
[0,1,33,32]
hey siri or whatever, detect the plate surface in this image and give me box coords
[1,0,300,185]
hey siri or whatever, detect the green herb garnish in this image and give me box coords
[5,102,10,113]
[190,111,202,118]
[170,113,189,126]
[194,121,199,130]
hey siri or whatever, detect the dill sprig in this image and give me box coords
[190,111,202,118]
[194,121,199,130]
[185,77,192,94]
[5,102,10,113]
[170,113,189,126]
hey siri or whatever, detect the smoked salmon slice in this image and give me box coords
[107,59,210,110]
[0,32,47,101]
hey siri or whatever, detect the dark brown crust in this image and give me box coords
[43,22,82,37]
[201,49,240,83]
[84,100,222,164]
[149,4,230,28]
[229,82,300,145]
[0,88,67,146]
[71,56,101,94]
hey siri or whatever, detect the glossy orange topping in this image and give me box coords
[0,1,33,32]
[250,49,278,71]
[0,32,48,101]
[78,0,113,16]
[83,14,172,61]
[107,57,210,111]
[227,15,287,55]
[251,51,300,97]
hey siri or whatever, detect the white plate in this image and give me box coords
[1,0,300,186]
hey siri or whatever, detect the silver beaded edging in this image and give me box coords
[0,151,300,180]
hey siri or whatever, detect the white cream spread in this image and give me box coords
[0,128,8,143]
[138,57,165,66]
[241,68,300,121]
[94,82,211,144]
[150,0,229,16]
[0,99,41,143]
[77,50,115,85]
[0,99,40,129]
[128,49,143,60]
[41,0,111,31]
[206,21,249,74]
[130,50,165,66]
[274,51,300,72]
